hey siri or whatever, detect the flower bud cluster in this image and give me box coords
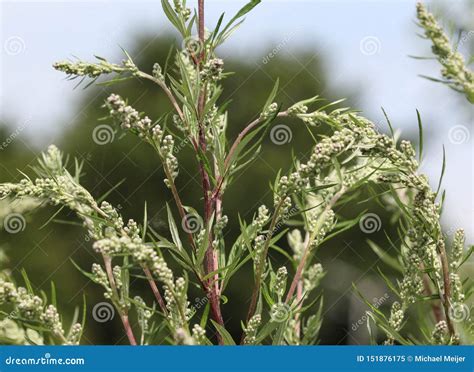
[200,58,224,82]
[450,273,464,303]
[67,323,83,345]
[260,103,278,121]
[280,109,462,329]
[310,209,335,249]
[297,111,331,126]
[105,94,153,137]
[399,252,424,304]
[152,63,164,81]
[384,301,404,345]
[431,320,448,345]
[0,319,43,345]
[41,305,64,336]
[191,324,206,345]
[178,52,198,85]
[91,263,112,298]
[203,106,226,150]
[134,296,152,341]
[287,104,308,117]
[53,59,126,78]
[160,135,179,186]
[164,277,192,330]
[214,215,228,236]
[288,229,306,263]
[252,205,270,230]
[175,328,194,345]
[243,314,261,345]
[113,265,123,289]
[450,229,465,270]
[173,0,191,20]
[303,263,324,293]
[253,235,266,274]
[416,3,473,101]
[274,266,288,298]
[0,147,95,219]
[0,280,76,344]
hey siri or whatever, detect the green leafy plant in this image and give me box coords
[0,0,472,345]
[415,2,474,103]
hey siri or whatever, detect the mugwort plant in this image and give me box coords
[415,2,474,103]
[0,0,472,345]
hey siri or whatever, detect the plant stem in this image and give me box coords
[286,187,345,302]
[143,266,168,316]
[120,314,137,346]
[91,204,172,320]
[195,0,225,344]
[102,254,137,345]
[162,161,197,252]
[422,271,443,324]
[198,0,205,56]
[217,111,288,191]
[244,201,283,327]
[137,71,185,122]
[437,240,455,337]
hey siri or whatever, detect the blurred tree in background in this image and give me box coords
[0,34,414,344]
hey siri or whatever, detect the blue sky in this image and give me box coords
[0,0,472,239]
